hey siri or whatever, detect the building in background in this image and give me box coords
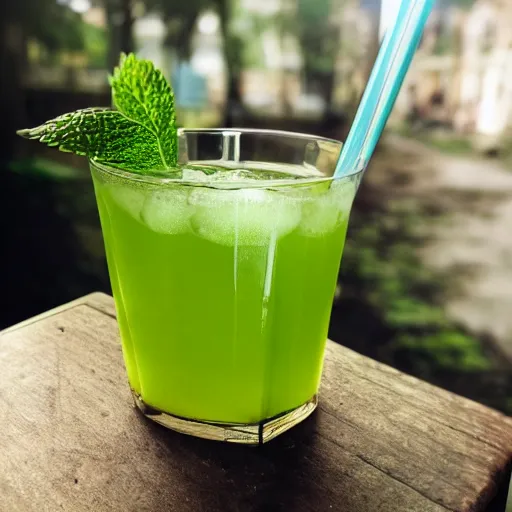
[21,0,512,146]
[383,0,512,149]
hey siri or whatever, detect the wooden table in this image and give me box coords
[1,293,511,512]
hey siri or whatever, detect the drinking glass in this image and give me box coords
[91,129,361,444]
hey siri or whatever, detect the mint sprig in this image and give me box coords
[17,53,178,172]
[110,53,177,168]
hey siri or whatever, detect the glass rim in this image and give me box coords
[89,127,362,189]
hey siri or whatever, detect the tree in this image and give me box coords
[295,0,340,106]
[249,0,340,111]
[214,0,244,125]
[83,20,109,68]
[145,0,243,126]
[0,1,86,166]
[100,0,135,69]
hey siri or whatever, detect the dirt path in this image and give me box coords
[380,134,512,361]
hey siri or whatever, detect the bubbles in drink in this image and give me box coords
[299,192,340,237]
[189,187,301,246]
[107,184,146,221]
[298,180,356,237]
[141,188,192,234]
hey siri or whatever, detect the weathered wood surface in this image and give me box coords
[0,293,511,512]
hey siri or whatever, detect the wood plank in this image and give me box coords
[82,291,117,318]
[0,294,510,512]
[320,346,512,511]
[0,292,115,335]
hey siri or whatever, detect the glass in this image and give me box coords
[90,128,362,444]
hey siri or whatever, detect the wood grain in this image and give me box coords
[0,293,511,512]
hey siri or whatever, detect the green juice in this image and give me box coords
[92,165,355,424]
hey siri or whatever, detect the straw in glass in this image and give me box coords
[334,0,435,177]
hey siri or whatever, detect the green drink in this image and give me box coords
[17,55,362,443]
[90,129,360,443]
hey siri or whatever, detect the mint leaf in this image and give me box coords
[17,108,166,171]
[110,53,177,167]
[17,53,179,172]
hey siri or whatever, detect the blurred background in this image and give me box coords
[1,0,512,414]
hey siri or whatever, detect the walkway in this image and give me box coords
[381,134,512,360]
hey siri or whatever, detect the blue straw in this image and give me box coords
[334,0,435,177]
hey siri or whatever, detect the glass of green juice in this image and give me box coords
[90,128,361,444]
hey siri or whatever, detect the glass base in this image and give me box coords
[132,391,318,445]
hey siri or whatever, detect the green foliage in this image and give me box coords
[385,299,447,329]
[83,22,108,67]
[4,1,85,52]
[393,125,473,156]
[445,0,474,8]
[296,0,338,76]
[394,331,492,372]
[433,32,453,56]
[110,53,178,167]
[9,158,85,181]
[340,201,493,376]
[237,0,338,99]
[36,3,85,52]
[146,0,211,58]
[18,54,179,172]
[242,37,266,69]
[343,213,446,319]
[241,0,338,77]
[232,12,276,70]
[18,108,167,171]
[431,138,473,154]
[398,124,512,174]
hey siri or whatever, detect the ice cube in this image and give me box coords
[106,184,146,221]
[141,188,192,234]
[298,181,356,237]
[189,187,301,246]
